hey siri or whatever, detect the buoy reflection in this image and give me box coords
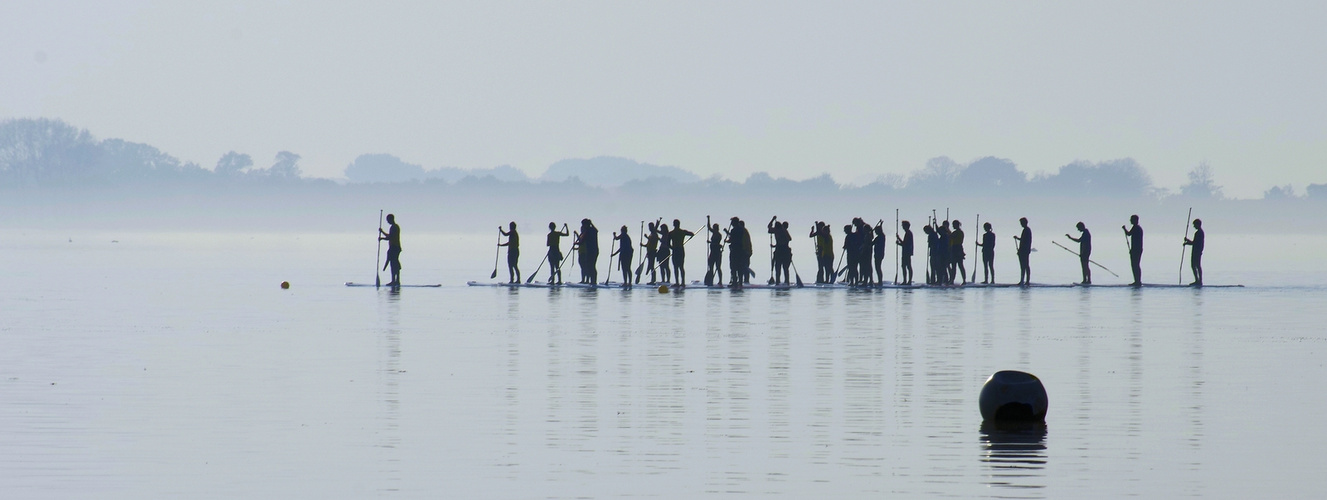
[980,421,1048,496]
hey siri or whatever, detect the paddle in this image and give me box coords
[634,221,645,283]
[1053,241,1120,278]
[489,229,501,279]
[704,215,714,286]
[767,225,776,285]
[790,255,804,287]
[893,209,899,285]
[526,252,547,284]
[1178,207,1192,285]
[971,214,979,282]
[375,209,383,289]
[603,232,615,286]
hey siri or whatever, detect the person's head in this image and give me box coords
[1019,217,1028,227]
[509,221,517,230]
[843,224,852,234]
[923,225,934,234]
[1130,214,1139,225]
[712,223,721,232]
[386,214,395,224]
[548,222,556,230]
[1076,222,1085,231]
[673,219,681,228]
[983,222,992,231]
[648,222,656,230]
[941,220,949,229]
[1193,219,1202,228]
[953,220,962,229]
[782,221,790,229]
[902,220,911,229]
[853,217,863,226]
[874,225,885,236]
[660,222,669,231]
[620,225,628,234]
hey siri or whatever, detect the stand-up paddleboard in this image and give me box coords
[1073,283,1243,288]
[467,281,629,289]
[346,282,441,288]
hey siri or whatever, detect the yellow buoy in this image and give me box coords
[281,281,290,289]
[658,285,669,294]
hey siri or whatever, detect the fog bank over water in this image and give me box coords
[3,118,1325,234]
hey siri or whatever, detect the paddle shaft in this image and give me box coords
[894,209,899,284]
[971,214,979,281]
[490,230,501,279]
[1178,207,1192,284]
[1053,240,1120,277]
[375,210,383,288]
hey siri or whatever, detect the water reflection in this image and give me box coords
[980,421,1048,496]
[376,291,402,493]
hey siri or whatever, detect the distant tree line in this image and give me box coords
[3,117,1324,200]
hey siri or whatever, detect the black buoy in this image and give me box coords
[979,370,1048,422]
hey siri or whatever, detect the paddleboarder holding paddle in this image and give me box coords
[669,219,693,286]
[613,226,633,288]
[896,220,914,285]
[707,221,724,286]
[978,222,995,284]
[1123,215,1143,286]
[499,221,520,283]
[546,222,569,284]
[378,214,402,288]
[1015,217,1032,286]
[1184,219,1205,286]
[1066,222,1092,285]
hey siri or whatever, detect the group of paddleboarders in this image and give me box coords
[468,212,1208,288]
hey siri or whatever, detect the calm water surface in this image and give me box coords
[2,231,1325,499]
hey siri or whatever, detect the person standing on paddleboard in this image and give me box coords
[950,220,967,285]
[1123,215,1143,286]
[546,222,569,284]
[379,214,402,288]
[669,219,693,286]
[708,222,724,286]
[1015,217,1032,286]
[1184,219,1204,286]
[872,224,886,286]
[897,220,914,285]
[1066,222,1092,285]
[613,226,633,288]
[978,222,995,284]
[499,221,520,284]
[656,222,671,285]
[642,221,659,285]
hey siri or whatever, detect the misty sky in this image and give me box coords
[3,1,1325,198]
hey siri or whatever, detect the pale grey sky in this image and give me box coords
[3,0,1324,197]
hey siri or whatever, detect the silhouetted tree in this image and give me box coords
[345,153,425,183]
[215,151,253,176]
[269,151,302,179]
[0,118,100,185]
[1180,163,1222,199]
[1035,159,1153,197]
[1263,184,1297,200]
[100,139,205,181]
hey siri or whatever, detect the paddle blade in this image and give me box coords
[490,269,498,279]
[795,274,804,287]
[704,270,714,286]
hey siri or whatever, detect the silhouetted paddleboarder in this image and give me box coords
[726,217,744,287]
[582,219,599,285]
[708,222,724,286]
[670,219,693,286]
[546,222,569,284]
[768,217,793,285]
[873,223,886,286]
[740,219,754,284]
[656,222,672,285]
[499,221,520,283]
[1015,217,1032,286]
[856,218,873,286]
[897,220,914,285]
[978,222,995,284]
[379,213,402,288]
[613,226,633,288]
[1184,219,1204,286]
[811,222,834,284]
[1123,215,1143,286]
[951,220,967,285]
[1066,222,1092,284]
[642,221,659,285]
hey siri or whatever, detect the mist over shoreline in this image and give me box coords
[3,117,1324,234]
